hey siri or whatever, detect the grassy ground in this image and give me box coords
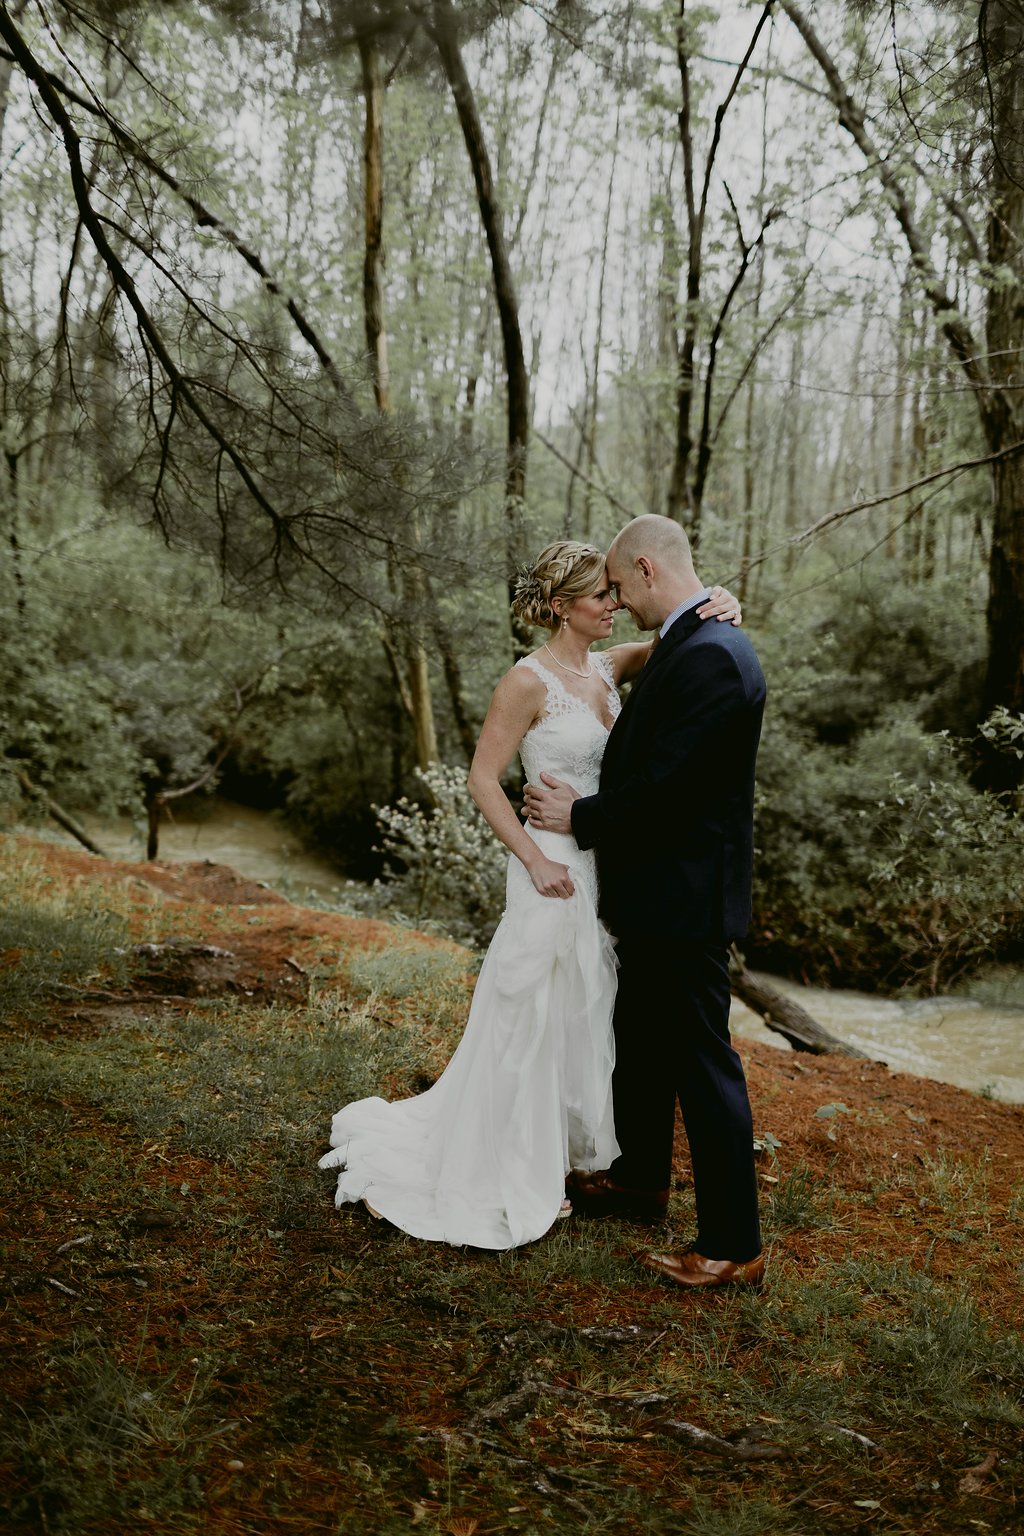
[1,831,1022,1535]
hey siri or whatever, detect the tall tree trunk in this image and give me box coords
[405,637,438,770]
[886,273,912,559]
[783,325,805,572]
[667,2,700,537]
[905,336,928,582]
[429,588,477,765]
[358,33,391,414]
[738,379,758,605]
[430,0,531,655]
[358,30,438,770]
[0,0,29,569]
[738,60,772,605]
[666,2,775,548]
[581,103,621,541]
[980,0,1024,759]
[824,307,868,513]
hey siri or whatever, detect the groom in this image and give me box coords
[524,514,766,1289]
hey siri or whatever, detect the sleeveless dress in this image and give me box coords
[317,650,621,1249]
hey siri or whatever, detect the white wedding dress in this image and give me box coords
[318,650,621,1249]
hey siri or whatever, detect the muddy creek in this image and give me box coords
[731,982,1024,1105]
[78,798,349,904]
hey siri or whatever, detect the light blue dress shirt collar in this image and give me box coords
[660,588,712,639]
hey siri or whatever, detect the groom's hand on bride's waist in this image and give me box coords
[523,773,580,836]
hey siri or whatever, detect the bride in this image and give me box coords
[318,541,740,1249]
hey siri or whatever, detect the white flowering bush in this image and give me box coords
[374,764,508,945]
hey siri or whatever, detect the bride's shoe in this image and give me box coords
[558,1198,573,1218]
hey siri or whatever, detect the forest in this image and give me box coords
[1,0,1022,993]
[3,7,1024,1534]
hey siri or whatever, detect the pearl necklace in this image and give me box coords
[543,642,593,679]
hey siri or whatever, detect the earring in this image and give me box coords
[562,615,569,632]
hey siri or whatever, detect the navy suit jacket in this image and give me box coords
[571,610,766,944]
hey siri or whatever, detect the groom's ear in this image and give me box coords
[637,556,655,585]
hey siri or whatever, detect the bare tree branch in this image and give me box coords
[0,30,354,399]
[736,437,1024,581]
[779,1,991,404]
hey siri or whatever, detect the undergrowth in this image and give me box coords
[0,841,133,1018]
[1,842,1021,1535]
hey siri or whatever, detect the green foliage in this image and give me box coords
[1,508,254,820]
[867,749,1023,989]
[980,705,1024,761]
[750,576,1022,989]
[229,617,400,864]
[0,576,144,818]
[756,706,1023,989]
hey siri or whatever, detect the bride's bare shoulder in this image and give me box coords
[490,656,548,708]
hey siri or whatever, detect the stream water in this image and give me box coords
[729,984,1024,1106]
[55,798,1024,1105]
[77,798,352,904]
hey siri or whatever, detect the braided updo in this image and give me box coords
[511,541,607,631]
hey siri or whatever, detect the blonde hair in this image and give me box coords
[511,540,606,631]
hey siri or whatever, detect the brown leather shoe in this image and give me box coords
[637,1248,766,1290]
[565,1169,669,1222]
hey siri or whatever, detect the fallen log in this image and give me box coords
[7,763,109,858]
[729,948,867,1057]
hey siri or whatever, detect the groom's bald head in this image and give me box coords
[605,515,702,631]
[608,514,695,577]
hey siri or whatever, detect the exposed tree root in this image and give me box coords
[465,1375,791,1462]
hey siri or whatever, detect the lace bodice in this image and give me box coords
[516,650,620,797]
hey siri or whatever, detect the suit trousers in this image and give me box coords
[608,935,761,1262]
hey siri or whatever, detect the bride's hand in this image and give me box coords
[526,853,575,899]
[698,585,742,625]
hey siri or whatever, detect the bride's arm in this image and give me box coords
[606,585,744,684]
[604,639,653,685]
[467,668,577,899]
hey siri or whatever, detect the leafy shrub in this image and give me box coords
[1,510,259,824]
[373,763,507,945]
[979,705,1024,762]
[744,572,1023,989]
[0,633,144,818]
[865,741,1023,990]
[754,708,1023,990]
[232,627,395,868]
